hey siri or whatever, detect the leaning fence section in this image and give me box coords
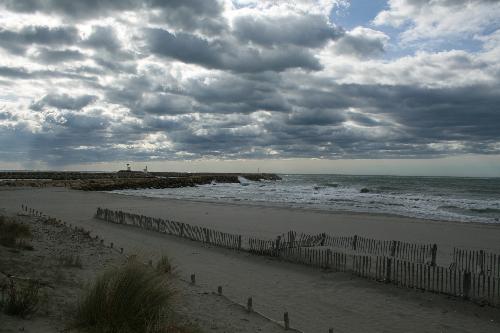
[94,207,499,307]
[275,231,436,264]
[452,248,500,277]
[95,207,242,250]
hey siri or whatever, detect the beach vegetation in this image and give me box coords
[58,254,83,268]
[0,215,33,250]
[156,255,175,275]
[72,260,179,333]
[0,279,41,318]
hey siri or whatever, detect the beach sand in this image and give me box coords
[1,187,500,332]
[0,209,286,333]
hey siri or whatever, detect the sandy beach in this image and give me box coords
[1,187,500,332]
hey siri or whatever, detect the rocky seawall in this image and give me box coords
[0,172,281,191]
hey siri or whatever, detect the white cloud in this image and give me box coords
[374,0,500,43]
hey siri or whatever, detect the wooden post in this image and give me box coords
[431,244,438,266]
[204,228,210,244]
[275,236,281,257]
[386,258,392,283]
[463,272,471,299]
[190,274,196,285]
[352,235,358,251]
[180,223,185,237]
[247,297,253,312]
[120,247,123,254]
[217,286,222,295]
[479,250,485,274]
[390,240,397,257]
[284,312,290,330]
[238,235,242,250]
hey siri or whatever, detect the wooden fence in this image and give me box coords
[452,248,500,277]
[95,207,242,250]
[264,231,436,264]
[349,255,500,306]
[94,207,500,307]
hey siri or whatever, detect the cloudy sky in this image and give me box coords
[1,0,499,175]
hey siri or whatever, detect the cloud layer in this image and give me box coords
[0,0,499,167]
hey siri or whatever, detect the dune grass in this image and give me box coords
[0,215,32,250]
[156,255,175,276]
[1,280,41,318]
[72,260,178,333]
[58,254,83,268]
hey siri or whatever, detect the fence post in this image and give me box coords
[275,236,281,257]
[326,249,332,269]
[352,235,358,251]
[180,223,185,237]
[190,274,196,285]
[479,250,485,274]
[463,272,471,300]
[321,233,326,246]
[204,228,210,244]
[238,235,242,250]
[431,244,438,266]
[385,258,392,283]
[390,241,397,257]
[284,312,290,330]
[247,297,253,312]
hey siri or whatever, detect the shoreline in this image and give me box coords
[105,189,500,229]
[2,187,500,257]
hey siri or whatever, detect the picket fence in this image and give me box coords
[94,207,500,306]
[452,248,500,277]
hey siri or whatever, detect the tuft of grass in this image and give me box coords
[0,215,32,249]
[58,254,83,268]
[72,261,175,333]
[156,255,175,276]
[1,280,40,318]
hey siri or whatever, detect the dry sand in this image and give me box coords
[1,187,500,332]
[0,208,285,333]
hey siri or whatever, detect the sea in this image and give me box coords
[112,174,500,224]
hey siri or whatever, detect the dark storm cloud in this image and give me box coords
[0,25,79,54]
[1,0,225,32]
[32,48,85,64]
[30,93,98,111]
[82,26,122,53]
[149,0,226,33]
[333,31,387,58]
[185,74,290,113]
[234,14,343,48]
[0,66,31,78]
[1,0,139,20]
[144,28,322,72]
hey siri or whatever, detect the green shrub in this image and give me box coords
[1,280,40,318]
[72,261,175,333]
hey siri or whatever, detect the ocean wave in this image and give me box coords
[111,174,500,224]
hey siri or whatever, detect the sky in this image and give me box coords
[0,0,499,176]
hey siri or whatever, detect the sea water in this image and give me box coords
[112,174,500,224]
